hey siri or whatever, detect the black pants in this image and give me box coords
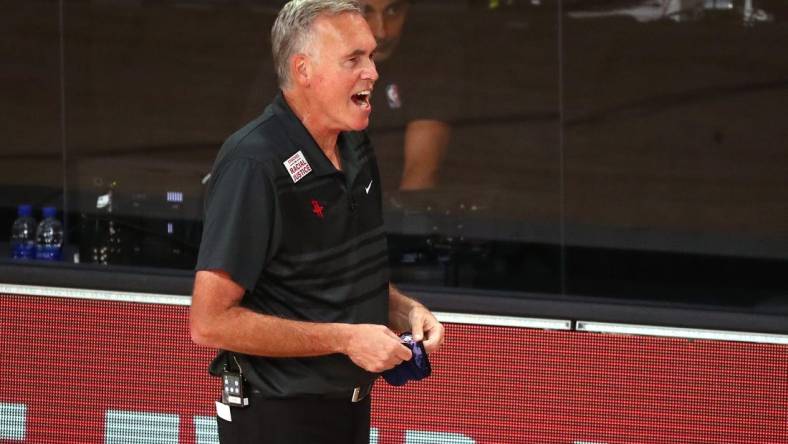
[217,394,372,444]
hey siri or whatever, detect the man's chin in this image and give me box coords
[351,121,370,132]
[348,116,371,132]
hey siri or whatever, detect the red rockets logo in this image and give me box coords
[311,199,325,218]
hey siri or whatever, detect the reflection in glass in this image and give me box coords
[63,1,277,268]
[563,0,788,313]
[0,1,65,258]
[379,1,562,293]
[0,0,784,322]
[567,0,774,24]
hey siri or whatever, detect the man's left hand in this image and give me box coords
[408,305,444,354]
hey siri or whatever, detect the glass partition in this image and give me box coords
[562,0,788,314]
[378,1,563,294]
[62,1,282,268]
[0,1,65,253]
[1,0,786,323]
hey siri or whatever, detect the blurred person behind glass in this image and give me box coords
[361,0,455,191]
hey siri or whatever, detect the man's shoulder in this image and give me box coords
[217,110,287,166]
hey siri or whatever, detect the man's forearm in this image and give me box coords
[191,271,413,372]
[388,283,423,332]
[400,119,450,190]
[191,270,352,357]
[202,307,413,372]
[192,304,350,357]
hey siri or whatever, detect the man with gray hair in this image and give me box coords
[190,1,444,442]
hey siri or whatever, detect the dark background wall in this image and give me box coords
[1,0,786,329]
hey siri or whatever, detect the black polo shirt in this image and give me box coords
[196,92,389,397]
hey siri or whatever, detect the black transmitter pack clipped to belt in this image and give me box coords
[221,355,249,408]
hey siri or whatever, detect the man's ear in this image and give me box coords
[291,53,311,87]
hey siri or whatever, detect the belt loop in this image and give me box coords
[351,387,362,402]
[351,384,371,403]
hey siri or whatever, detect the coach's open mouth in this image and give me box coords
[351,89,371,109]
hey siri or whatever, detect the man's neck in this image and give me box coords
[283,89,341,170]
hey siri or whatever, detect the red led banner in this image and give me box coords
[1,293,787,443]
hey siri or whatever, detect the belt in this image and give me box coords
[317,384,372,403]
[249,384,372,403]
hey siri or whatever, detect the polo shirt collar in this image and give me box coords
[272,91,363,183]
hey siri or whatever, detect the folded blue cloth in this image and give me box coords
[382,332,432,386]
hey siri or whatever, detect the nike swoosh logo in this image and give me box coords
[365,180,373,194]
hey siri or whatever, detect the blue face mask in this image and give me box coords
[382,332,432,386]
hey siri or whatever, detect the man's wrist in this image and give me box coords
[331,323,353,355]
[399,295,424,318]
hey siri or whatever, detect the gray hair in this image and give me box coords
[272,0,362,88]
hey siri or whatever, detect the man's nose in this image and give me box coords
[363,57,379,82]
[367,14,386,40]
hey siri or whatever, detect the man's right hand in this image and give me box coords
[342,324,413,373]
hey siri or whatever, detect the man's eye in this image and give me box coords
[385,5,401,16]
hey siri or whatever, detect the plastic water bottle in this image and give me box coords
[35,206,63,261]
[10,204,37,259]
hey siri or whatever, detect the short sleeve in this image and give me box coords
[196,158,276,291]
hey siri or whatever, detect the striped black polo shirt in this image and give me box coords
[196,92,389,397]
